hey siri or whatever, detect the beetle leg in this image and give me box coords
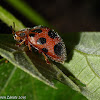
[19,39,26,45]
[16,38,26,47]
[28,43,32,51]
[42,53,51,64]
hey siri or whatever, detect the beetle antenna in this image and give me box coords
[11,22,15,35]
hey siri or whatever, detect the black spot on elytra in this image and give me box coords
[29,34,35,37]
[48,30,57,39]
[31,29,42,33]
[42,48,48,53]
[54,43,63,56]
[20,33,25,37]
[37,38,46,44]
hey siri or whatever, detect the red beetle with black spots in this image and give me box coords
[12,25,66,64]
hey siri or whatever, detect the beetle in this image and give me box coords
[12,24,66,64]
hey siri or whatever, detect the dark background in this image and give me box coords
[0,0,100,34]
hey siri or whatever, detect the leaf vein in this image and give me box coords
[92,86,100,94]
[87,76,96,86]
[85,55,100,79]
[77,65,87,78]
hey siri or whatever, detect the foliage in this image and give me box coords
[0,1,100,100]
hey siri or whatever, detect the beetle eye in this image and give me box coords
[20,33,26,37]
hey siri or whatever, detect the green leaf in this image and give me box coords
[63,32,100,100]
[0,62,87,100]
